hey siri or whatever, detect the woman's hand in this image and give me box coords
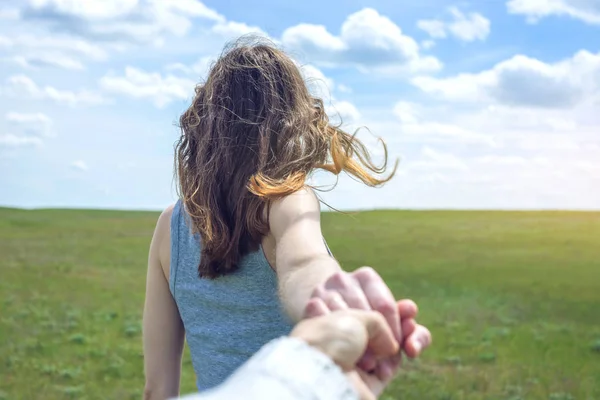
[303,296,431,399]
[306,267,431,375]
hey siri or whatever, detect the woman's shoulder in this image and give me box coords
[268,187,322,243]
[155,203,176,238]
[270,187,319,214]
[154,203,176,277]
[269,187,320,222]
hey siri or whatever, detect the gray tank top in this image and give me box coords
[169,199,294,391]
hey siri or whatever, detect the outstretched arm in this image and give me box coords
[269,188,342,322]
[269,188,429,372]
[143,206,185,400]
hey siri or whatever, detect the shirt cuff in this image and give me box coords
[230,336,359,400]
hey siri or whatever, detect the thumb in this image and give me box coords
[350,309,399,359]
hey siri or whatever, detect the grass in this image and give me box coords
[1,207,599,400]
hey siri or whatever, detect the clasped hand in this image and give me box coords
[300,267,432,399]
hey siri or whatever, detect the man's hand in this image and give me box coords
[290,308,399,372]
[298,298,431,400]
[307,267,431,372]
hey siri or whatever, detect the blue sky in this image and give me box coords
[1,0,599,210]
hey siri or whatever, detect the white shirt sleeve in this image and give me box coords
[175,336,359,400]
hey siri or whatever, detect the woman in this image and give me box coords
[143,38,431,400]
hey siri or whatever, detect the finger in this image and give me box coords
[357,351,377,373]
[316,284,377,370]
[323,272,371,310]
[397,299,418,320]
[322,290,349,311]
[404,324,432,358]
[401,317,417,340]
[378,308,409,382]
[374,358,398,383]
[378,352,402,383]
[303,297,330,319]
[351,309,399,359]
[353,267,402,343]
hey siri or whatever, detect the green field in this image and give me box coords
[1,207,599,400]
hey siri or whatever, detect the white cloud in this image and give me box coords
[391,101,497,146]
[284,24,345,56]
[20,0,225,45]
[327,101,361,125]
[0,134,43,147]
[10,0,269,70]
[210,21,266,39]
[0,112,53,147]
[0,8,20,20]
[389,96,598,153]
[416,172,451,184]
[154,0,223,21]
[507,0,600,25]
[2,75,107,106]
[516,134,582,150]
[301,63,335,102]
[165,56,214,78]
[417,7,491,42]
[421,40,436,50]
[26,0,223,22]
[282,8,442,73]
[0,36,11,47]
[1,2,597,211]
[381,92,597,211]
[27,0,140,19]
[337,84,353,93]
[412,50,600,108]
[103,59,361,122]
[417,20,447,39]
[406,121,497,146]
[0,33,109,70]
[70,160,89,171]
[6,112,54,136]
[475,155,529,166]
[574,160,600,174]
[393,101,420,124]
[5,34,108,60]
[408,146,469,171]
[7,54,85,70]
[298,64,362,125]
[100,67,195,108]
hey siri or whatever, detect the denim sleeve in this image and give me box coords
[175,336,359,400]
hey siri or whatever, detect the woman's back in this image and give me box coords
[142,38,397,399]
[169,199,293,391]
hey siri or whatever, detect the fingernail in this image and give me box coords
[413,340,422,353]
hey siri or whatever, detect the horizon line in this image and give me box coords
[2,205,599,213]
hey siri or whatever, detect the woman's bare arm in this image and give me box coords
[143,205,185,400]
[269,188,342,322]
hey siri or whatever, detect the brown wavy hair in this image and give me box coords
[175,37,397,279]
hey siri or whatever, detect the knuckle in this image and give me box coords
[355,266,377,279]
[311,285,326,297]
[374,299,395,315]
[371,311,388,327]
[324,291,348,309]
[329,271,352,287]
[330,292,345,303]
[324,290,340,300]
